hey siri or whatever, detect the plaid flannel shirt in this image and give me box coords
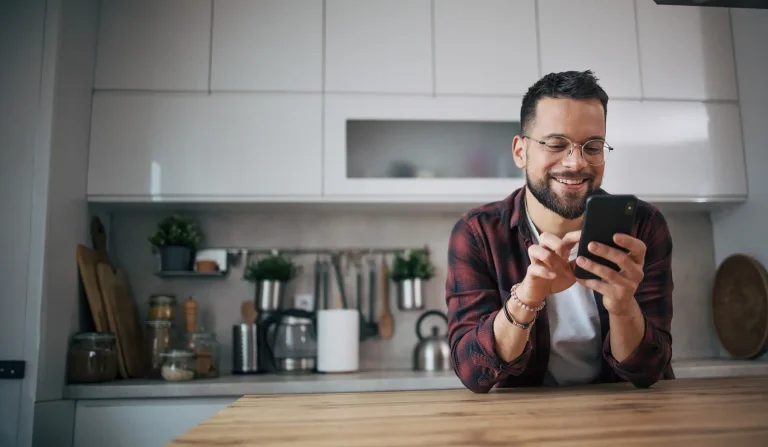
[445,187,675,393]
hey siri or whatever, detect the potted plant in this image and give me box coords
[390,249,435,311]
[244,252,300,311]
[148,214,203,272]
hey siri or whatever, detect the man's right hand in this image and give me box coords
[518,231,581,305]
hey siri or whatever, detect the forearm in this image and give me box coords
[492,299,537,362]
[607,299,646,363]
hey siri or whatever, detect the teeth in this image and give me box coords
[554,177,585,185]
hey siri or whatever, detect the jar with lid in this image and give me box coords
[143,319,173,378]
[67,332,119,383]
[185,331,220,378]
[160,349,196,381]
[148,294,177,321]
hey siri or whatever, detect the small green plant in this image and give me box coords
[148,214,202,252]
[244,253,300,282]
[390,249,435,281]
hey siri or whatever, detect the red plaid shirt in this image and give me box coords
[445,187,675,393]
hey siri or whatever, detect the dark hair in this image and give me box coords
[520,70,609,135]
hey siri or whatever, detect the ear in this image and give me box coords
[512,135,526,169]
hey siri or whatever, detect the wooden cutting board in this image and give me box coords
[712,254,768,359]
[77,244,109,333]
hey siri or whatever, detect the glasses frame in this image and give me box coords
[521,135,614,166]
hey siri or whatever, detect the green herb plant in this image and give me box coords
[148,214,203,252]
[389,249,435,282]
[244,253,300,283]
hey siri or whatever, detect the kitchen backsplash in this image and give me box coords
[106,204,722,372]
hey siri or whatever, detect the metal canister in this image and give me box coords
[232,323,258,374]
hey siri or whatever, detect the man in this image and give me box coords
[445,70,674,393]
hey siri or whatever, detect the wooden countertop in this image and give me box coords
[169,376,768,446]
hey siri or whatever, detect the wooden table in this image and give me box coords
[169,376,768,446]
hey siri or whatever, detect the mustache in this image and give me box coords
[548,171,594,181]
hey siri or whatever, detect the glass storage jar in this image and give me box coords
[143,319,173,378]
[67,332,119,383]
[148,294,177,321]
[160,349,196,381]
[185,331,221,378]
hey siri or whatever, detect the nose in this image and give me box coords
[560,145,588,170]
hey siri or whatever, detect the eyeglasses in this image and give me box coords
[522,135,613,166]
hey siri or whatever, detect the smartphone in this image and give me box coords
[574,194,638,280]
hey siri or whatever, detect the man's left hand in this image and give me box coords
[575,233,646,317]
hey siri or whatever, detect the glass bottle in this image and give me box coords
[143,319,173,378]
[67,332,119,383]
[160,349,196,381]
[148,294,177,321]
[185,331,220,378]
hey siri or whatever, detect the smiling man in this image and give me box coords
[446,70,674,393]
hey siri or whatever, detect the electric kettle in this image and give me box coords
[412,310,452,371]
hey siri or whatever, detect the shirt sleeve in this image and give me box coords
[445,216,532,394]
[602,209,674,388]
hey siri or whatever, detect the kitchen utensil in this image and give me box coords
[412,310,451,372]
[313,256,321,312]
[366,256,379,337]
[258,308,316,373]
[232,323,259,374]
[331,254,349,309]
[317,309,359,373]
[77,244,109,332]
[378,255,394,339]
[184,296,197,333]
[398,278,425,311]
[713,254,768,359]
[241,300,258,324]
[95,264,129,379]
[255,279,284,312]
[322,258,330,310]
[90,216,110,266]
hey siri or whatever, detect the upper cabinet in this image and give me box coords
[433,0,538,96]
[324,0,433,94]
[94,0,212,91]
[210,0,323,92]
[635,0,738,101]
[538,0,641,99]
[87,93,323,200]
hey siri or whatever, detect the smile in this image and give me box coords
[552,177,588,186]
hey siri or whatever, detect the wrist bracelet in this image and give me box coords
[510,283,546,312]
[503,298,536,333]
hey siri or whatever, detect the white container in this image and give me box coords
[316,309,359,373]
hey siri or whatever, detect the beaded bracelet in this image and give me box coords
[509,283,546,312]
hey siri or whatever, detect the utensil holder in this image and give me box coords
[396,278,425,311]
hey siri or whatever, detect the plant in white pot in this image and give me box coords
[243,252,300,312]
[390,249,435,311]
[148,214,203,272]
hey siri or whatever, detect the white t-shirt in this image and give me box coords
[525,210,603,386]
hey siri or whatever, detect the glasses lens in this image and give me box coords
[542,136,571,152]
[582,140,608,165]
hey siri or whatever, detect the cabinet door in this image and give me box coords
[94,0,212,91]
[324,94,524,200]
[434,0,538,96]
[73,398,236,447]
[211,0,323,92]
[538,0,641,99]
[87,93,322,200]
[325,0,433,94]
[635,0,737,100]
[602,101,746,200]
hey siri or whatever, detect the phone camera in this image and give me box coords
[625,202,634,215]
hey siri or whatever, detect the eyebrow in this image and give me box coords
[543,133,605,141]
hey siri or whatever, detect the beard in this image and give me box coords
[525,168,596,220]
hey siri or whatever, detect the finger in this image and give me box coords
[576,255,629,285]
[539,233,570,259]
[613,233,646,264]
[577,278,613,296]
[562,230,582,249]
[587,242,634,273]
[527,263,556,280]
[529,245,565,270]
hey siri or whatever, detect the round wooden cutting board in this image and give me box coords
[712,254,768,359]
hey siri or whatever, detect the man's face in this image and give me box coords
[513,97,606,220]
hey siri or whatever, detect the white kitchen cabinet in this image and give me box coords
[210,0,323,92]
[87,92,323,200]
[635,0,737,101]
[72,398,236,447]
[433,0,538,96]
[325,0,433,94]
[94,0,212,91]
[323,94,525,200]
[602,100,746,200]
[538,0,642,99]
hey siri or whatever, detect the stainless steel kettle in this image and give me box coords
[412,310,452,371]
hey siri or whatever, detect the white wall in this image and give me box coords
[711,9,768,360]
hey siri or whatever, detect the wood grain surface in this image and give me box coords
[169,376,768,446]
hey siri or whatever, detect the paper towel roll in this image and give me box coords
[317,309,360,372]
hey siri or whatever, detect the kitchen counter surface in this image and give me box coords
[168,375,768,446]
[64,359,768,400]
